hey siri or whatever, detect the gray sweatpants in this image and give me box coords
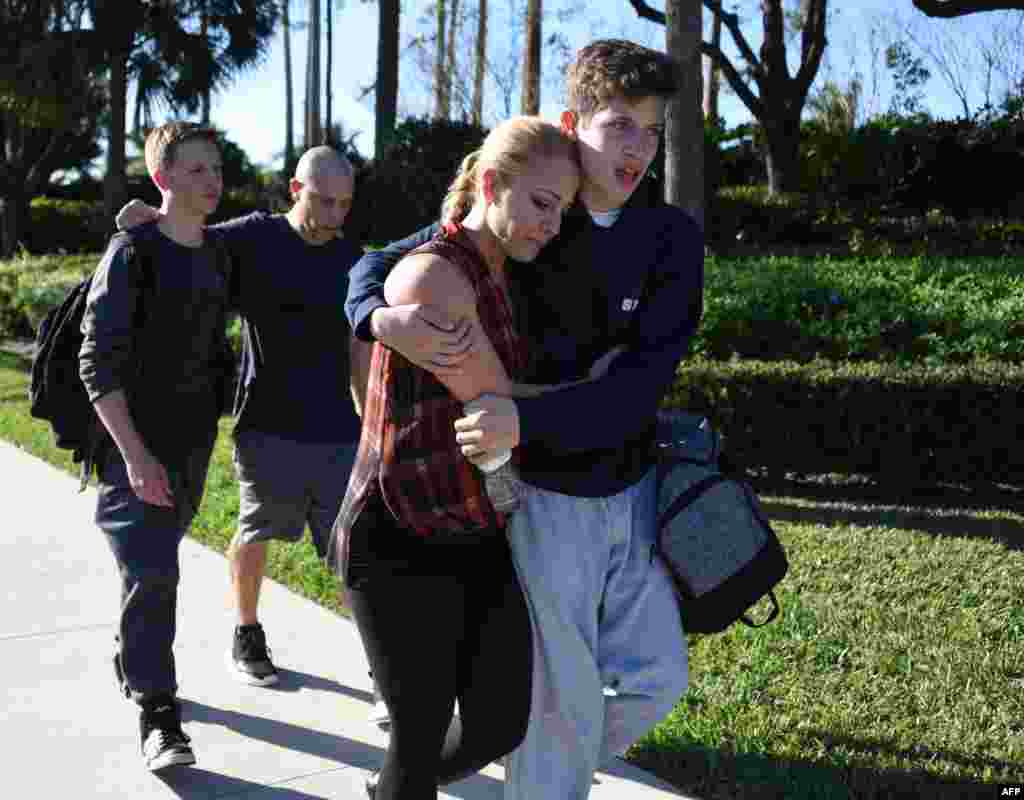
[504,468,688,800]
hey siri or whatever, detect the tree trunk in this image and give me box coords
[0,190,27,260]
[763,115,801,195]
[446,0,461,118]
[472,0,487,126]
[283,0,295,173]
[375,0,400,159]
[664,0,703,230]
[521,0,541,114]
[104,35,129,224]
[326,0,333,135]
[703,5,721,120]
[201,1,211,125]
[434,0,448,118]
[305,0,322,147]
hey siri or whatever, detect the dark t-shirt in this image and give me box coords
[80,223,230,465]
[212,212,362,444]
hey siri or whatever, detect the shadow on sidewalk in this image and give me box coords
[258,667,375,704]
[157,767,330,798]
[180,699,381,771]
[174,700,507,800]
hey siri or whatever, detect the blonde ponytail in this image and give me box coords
[440,117,580,225]
[441,150,482,224]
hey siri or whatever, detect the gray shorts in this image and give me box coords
[233,430,358,558]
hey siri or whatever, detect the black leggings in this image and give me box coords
[349,534,533,800]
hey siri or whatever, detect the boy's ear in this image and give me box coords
[560,111,579,139]
[289,177,304,199]
[151,169,170,193]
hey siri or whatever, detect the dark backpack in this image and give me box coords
[29,230,235,491]
[654,410,789,634]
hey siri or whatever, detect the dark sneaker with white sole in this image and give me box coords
[228,623,279,686]
[139,696,195,771]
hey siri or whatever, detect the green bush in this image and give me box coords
[698,255,1024,364]
[0,252,95,337]
[345,117,489,245]
[26,197,108,255]
[668,358,1024,486]
[707,187,837,251]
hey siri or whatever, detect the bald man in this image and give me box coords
[116,147,363,688]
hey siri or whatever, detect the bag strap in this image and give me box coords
[78,232,157,492]
[658,473,726,529]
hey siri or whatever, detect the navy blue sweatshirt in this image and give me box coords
[80,223,230,465]
[346,189,704,497]
[213,212,363,444]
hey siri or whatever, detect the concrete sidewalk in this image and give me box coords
[0,440,690,798]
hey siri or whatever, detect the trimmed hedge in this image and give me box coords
[669,358,1023,487]
[699,254,1024,364]
[6,253,1024,367]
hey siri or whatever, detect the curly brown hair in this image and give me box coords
[565,39,678,122]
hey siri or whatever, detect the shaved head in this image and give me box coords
[287,146,355,245]
[294,146,353,187]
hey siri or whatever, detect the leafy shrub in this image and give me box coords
[26,197,107,255]
[0,252,94,337]
[345,117,489,245]
[697,255,1024,364]
[707,187,834,250]
[668,358,1024,486]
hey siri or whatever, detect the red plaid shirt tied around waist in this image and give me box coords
[332,223,527,570]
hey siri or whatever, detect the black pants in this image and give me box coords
[95,440,213,704]
[349,531,533,800]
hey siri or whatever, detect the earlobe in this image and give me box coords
[152,169,168,192]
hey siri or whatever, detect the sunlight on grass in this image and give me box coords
[3,348,1022,798]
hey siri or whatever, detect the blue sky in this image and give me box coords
[132,0,1024,170]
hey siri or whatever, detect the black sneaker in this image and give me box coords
[227,623,279,686]
[139,697,195,771]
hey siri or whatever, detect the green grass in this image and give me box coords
[2,348,1022,797]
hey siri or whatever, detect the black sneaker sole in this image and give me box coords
[225,651,279,686]
[146,749,197,771]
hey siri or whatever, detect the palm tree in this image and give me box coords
[282,0,296,173]
[86,0,279,220]
[325,0,333,135]
[445,0,461,117]
[305,0,322,147]
[521,0,541,114]
[664,0,703,229]
[375,0,400,158]
[472,0,487,126]
[434,0,449,118]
